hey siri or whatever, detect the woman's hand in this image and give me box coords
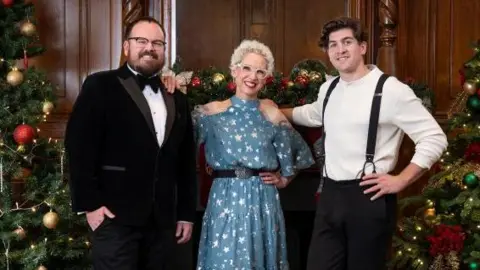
[260,171,289,189]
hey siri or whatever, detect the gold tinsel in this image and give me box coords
[429,162,480,189]
[447,91,468,119]
[428,252,460,270]
[446,251,460,270]
[429,255,444,270]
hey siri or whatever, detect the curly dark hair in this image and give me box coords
[123,16,166,40]
[318,17,368,49]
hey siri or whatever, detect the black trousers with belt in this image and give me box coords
[306,177,397,270]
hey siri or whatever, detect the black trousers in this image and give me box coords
[306,177,397,270]
[90,216,175,270]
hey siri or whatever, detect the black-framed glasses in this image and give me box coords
[127,37,167,50]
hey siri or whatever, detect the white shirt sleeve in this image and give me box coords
[390,80,448,169]
[291,80,331,127]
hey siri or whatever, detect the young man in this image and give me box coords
[281,17,448,269]
[65,17,197,270]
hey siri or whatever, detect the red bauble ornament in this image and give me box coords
[190,77,201,87]
[227,82,236,92]
[295,75,309,87]
[2,0,14,7]
[13,124,35,145]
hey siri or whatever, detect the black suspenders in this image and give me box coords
[316,74,390,193]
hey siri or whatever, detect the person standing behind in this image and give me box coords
[279,17,448,269]
[65,16,197,270]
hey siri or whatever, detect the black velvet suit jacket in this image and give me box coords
[65,64,197,228]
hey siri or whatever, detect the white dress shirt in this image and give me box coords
[292,65,448,180]
[127,65,167,146]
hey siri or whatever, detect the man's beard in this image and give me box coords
[128,50,164,77]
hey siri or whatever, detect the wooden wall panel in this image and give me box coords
[175,0,347,74]
[30,0,124,139]
[398,0,480,123]
[175,0,242,71]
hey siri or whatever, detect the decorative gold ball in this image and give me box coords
[20,21,36,37]
[298,69,309,76]
[287,81,295,88]
[13,228,26,239]
[7,69,24,86]
[212,73,225,84]
[37,266,47,270]
[424,208,436,219]
[308,71,323,82]
[42,101,54,114]
[43,211,59,229]
[463,80,477,95]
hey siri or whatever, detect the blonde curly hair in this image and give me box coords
[230,39,275,74]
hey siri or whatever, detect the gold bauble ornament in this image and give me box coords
[13,227,26,239]
[37,266,47,270]
[463,80,477,95]
[7,69,24,86]
[212,73,225,84]
[42,101,54,114]
[424,208,436,220]
[20,21,36,37]
[298,69,309,76]
[43,211,59,229]
[308,71,323,82]
[287,81,295,88]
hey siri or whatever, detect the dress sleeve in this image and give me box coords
[191,105,209,146]
[273,121,315,177]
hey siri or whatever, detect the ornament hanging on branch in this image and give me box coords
[42,101,54,114]
[13,124,35,152]
[464,80,478,95]
[13,227,26,240]
[20,20,36,37]
[6,69,24,86]
[212,73,225,85]
[463,172,479,189]
[42,210,59,229]
[1,0,14,7]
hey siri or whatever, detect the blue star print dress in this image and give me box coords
[193,96,315,270]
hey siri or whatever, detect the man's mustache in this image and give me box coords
[139,51,159,59]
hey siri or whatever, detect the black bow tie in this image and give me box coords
[136,74,161,93]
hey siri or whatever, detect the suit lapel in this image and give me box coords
[117,75,157,141]
[161,90,175,147]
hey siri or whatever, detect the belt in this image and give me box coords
[211,167,276,179]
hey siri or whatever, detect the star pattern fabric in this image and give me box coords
[193,96,314,270]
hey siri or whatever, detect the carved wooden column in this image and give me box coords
[119,0,147,66]
[376,0,398,76]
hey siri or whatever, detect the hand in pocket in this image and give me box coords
[86,206,115,231]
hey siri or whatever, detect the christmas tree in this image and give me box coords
[0,1,89,269]
[389,40,480,270]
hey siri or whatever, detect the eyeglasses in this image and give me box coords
[236,63,269,79]
[128,37,167,50]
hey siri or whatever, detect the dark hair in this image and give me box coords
[319,17,368,49]
[123,16,166,40]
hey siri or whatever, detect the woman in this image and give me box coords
[193,40,314,270]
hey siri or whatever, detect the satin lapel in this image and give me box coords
[161,90,175,147]
[117,76,157,140]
